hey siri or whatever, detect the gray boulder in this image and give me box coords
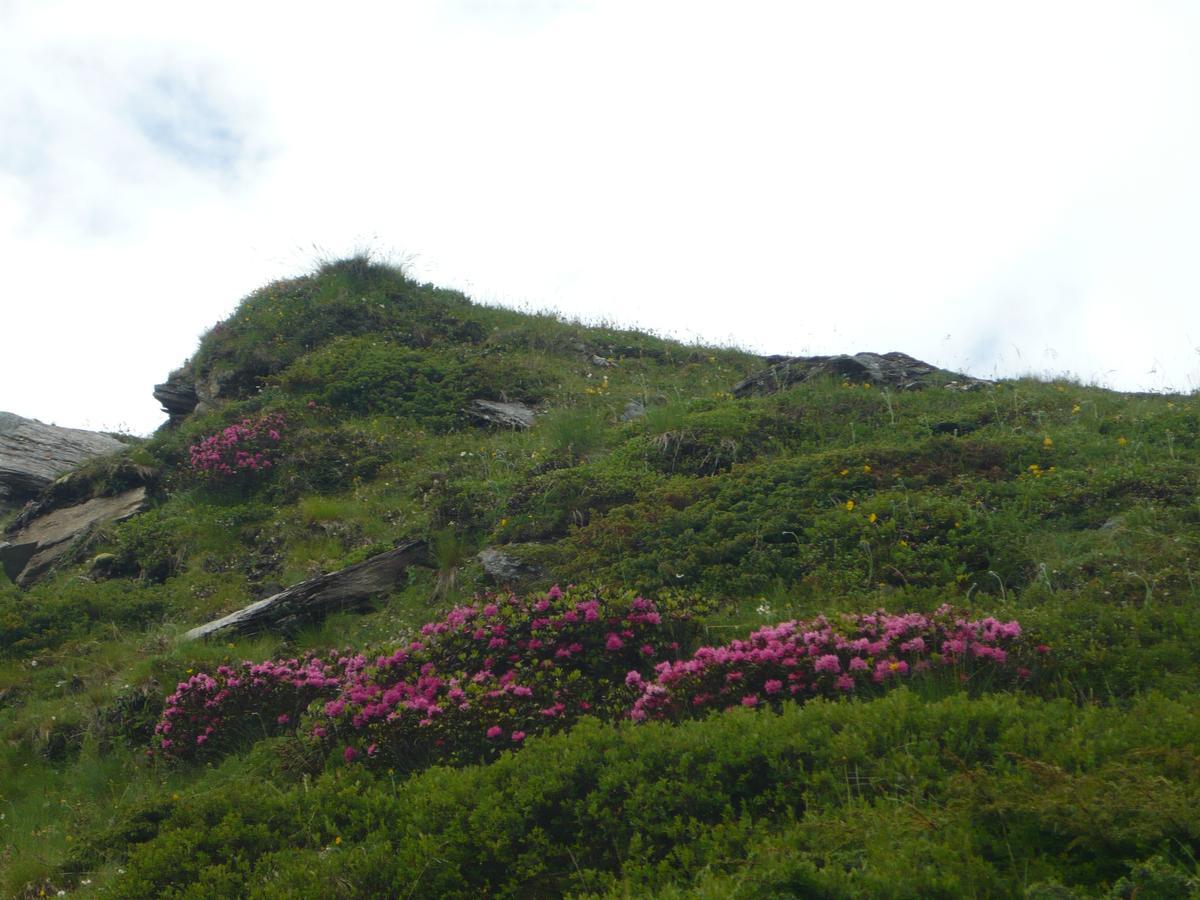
[620,400,645,422]
[1,487,147,586]
[0,412,126,511]
[183,540,428,640]
[731,351,990,398]
[467,399,537,430]
[477,546,544,586]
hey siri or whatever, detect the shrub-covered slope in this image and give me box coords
[1,258,1197,898]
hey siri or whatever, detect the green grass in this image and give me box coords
[1,259,1198,897]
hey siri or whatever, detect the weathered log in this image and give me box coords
[182,540,428,640]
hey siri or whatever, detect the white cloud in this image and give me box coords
[2,0,1199,434]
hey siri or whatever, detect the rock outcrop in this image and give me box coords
[477,546,545,586]
[0,487,147,586]
[152,364,200,426]
[153,361,240,427]
[183,540,428,640]
[0,412,126,511]
[731,352,990,398]
[467,399,537,430]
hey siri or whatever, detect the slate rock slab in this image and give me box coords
[467,400,537,430]
[0,487,148,586]
[0,412,125,510]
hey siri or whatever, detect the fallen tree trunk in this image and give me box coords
[183,540,428,640]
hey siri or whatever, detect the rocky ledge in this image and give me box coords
[0,411,126,512]
[731,351,990,398]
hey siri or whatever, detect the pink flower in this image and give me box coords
[763,679,783,694]
[343,746,359,762]
[486,725,503,739]
[605,633,624,651]
[511,731,526,742]
[276,713,290,725]
[814,654,841,674]
[741,694,759,707]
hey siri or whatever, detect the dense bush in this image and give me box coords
[152,587,702,768]
[313,587,694,769]
[110,691,1200,898]
[630,605,1033,721]
[153,654,349,760]
[188,412,285,481]
[278,338,480,429]
[152,588,1038,778]
[0,579,165,657]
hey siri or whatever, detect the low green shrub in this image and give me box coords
[107,690,1200,898]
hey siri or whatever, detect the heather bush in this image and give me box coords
[310,586,696,769]
[630,605,1034,722]
[153,654,350,760]
[151,586,701,768]
[187,412,285,481]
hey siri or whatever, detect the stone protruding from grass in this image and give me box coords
[466,399,537,429]
[0,486,147,585]
[731,351,990,397]
[183,539,429,640]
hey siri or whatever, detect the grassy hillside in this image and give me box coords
[1,257,1197,898]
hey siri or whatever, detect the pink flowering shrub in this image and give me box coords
[153,654,353,760]
[188,412,286,480]
[629,605,1027,722]
[152,593,1032,770]
[152,586,697,767]
[310,586,692,768]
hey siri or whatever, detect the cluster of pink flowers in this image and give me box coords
[152,592,1034,768]
[314,587,684,767]
[188,412,286,479]
[153,653,355,759]
[628,605,1027,722]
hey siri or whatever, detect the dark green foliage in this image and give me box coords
[0,579,165,657]
[278,338,478,429]
[98,691,1200,898]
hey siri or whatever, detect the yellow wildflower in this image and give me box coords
[845,500,855,511]
[1043,437,1053,448]
[1117,436,1128,446]
[839,468,849,476]
[862,464,872,473]
[868,512,877,523]
[1072,404,1081,414]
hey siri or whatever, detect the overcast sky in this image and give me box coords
[3,0,1200,435]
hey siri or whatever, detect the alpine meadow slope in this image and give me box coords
[1,257,1198,898]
